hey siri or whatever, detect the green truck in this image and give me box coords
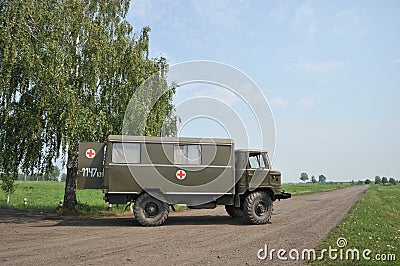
[78,135,291,226]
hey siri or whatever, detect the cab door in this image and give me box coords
[247,153,269,190]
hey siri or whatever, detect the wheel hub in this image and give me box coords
[255,201,267,216]
[145,202,159,217]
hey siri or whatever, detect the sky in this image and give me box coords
[126,0,400,183]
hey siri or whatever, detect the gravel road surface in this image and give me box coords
[0,185,369,265]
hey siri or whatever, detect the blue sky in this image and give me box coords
[127,0,400,183]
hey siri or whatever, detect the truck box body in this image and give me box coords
[78,135,235,199]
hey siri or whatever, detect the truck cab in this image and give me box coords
[235,150,282,197]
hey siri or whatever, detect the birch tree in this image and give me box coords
[0,0,176,207]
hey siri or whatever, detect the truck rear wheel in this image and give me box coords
[225,205,244,218]
[243,191,272,224]
[133,193,169,226]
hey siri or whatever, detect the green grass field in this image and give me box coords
[282,183,352,196]
[0,181,123,215]
[311,185,399,265]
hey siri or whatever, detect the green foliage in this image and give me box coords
[300,172,309,182]
[318,174,327,183]
[364,179,371,184]
[375,176,381,184]
[311,175,317,183]
[46,166,60,181]
[388,178,396,185]
[382,177,388,184]
[0,1,177,208]
[312,185,400,265]
[0,173,17,203]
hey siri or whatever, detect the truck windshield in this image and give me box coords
[249,153,266,169]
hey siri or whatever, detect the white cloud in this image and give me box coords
[190,0,245,30]
[195,87,241,107]
[269,0,288,24]
[306,23,317,36]
[129,0,245,50]
[298,97,314,107]
[270,1,317,36]
[269,97,289,108]
[289,61,351,73]
[235,83,266,104]
[130,1,154,21]
[332,10,361,35]
[174,84,241,107]
[130,1,171,24]
[291,3,317,37]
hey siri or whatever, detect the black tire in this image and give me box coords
[133,193,169,226]
[242,191,272,224]
[225,205,244,218]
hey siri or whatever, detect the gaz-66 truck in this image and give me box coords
[78,135,291,226]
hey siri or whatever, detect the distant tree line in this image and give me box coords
[299,173,327,184]
[300,173,398,185]
[374,176,398,185]
[17,166,62,181]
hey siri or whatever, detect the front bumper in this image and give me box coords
[274,191,292,200]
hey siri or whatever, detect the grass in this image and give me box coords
[311,185,399,265]
[0,181,126,216]
[282,183,353,196]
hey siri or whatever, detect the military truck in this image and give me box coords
[78,135,291,226]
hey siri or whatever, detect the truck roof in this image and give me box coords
[107,135,234,145]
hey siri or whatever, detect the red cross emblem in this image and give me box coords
[176,169,186,180]
[86,148,96,159]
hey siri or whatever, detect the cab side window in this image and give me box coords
[249,155,260,168]
[249,153,266,169]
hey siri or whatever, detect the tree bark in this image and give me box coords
[63,148,78,208]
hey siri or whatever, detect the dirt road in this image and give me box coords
[0,185,369,265]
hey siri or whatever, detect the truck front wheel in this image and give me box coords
[133,193,169,226]
[243,191,272,224]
